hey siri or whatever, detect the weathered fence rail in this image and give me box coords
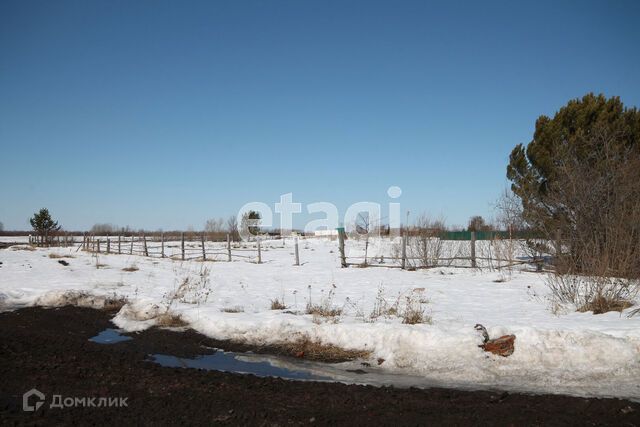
[21,230,545,271]
[338,231,546,270]
[77,232,304,266]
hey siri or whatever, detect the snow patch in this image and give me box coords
[1,239,640,400]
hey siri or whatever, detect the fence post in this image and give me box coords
[227,234,232,262]
[118,235,121,254]
[293,237,300,266]
[181,232,185,261]
[257,238,262,264]
[201,232,206,261]
[401,234,407,270]
[143,233,149,257]
[130,235,134,255]
[161,233,165,258]
[107,238,111,254]
[97,239,101,254]
[470,231,477,268]
[338,230,347,268]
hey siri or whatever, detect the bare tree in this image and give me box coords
[408,214,447,268]
[355,212,381,266]
[91,223,117,234]
[226,216,239,241]
[492,189,528,276]
[494,189,525,235]
[204,218,224,240]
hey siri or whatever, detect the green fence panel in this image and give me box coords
[438,230,540,240]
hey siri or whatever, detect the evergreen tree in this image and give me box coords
[241,210,262,237]
[506,93,640,275]
[29,208,61,242]
[467,215,490,232]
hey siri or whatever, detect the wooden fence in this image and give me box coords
[23,230,544,271]
[28,232,76,247]
[338,231,544,271]
[79,232,303,265]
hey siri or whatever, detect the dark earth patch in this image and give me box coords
[1,306,639,426]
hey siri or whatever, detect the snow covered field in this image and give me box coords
[1,238,639,400]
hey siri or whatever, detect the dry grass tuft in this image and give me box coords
[401,293,431,324]
[122,264,139,272]
[578,295,634,315]
[282,336,370,362]
[305,285,342,317]
[370,286,431,324]
[155,313,188,327]
[306,303,342,317]
[48,253,74,259]
[270,298,287,310]
[402,306,430,324]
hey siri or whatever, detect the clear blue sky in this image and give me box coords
[1,0,639,231]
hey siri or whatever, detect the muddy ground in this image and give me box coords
[0,306,638,426]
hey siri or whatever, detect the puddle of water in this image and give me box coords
[151,352,333,382]
[150,350,484,392]
[89,328,133,344]
[150,350,478,391]
[88,329,639,401]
